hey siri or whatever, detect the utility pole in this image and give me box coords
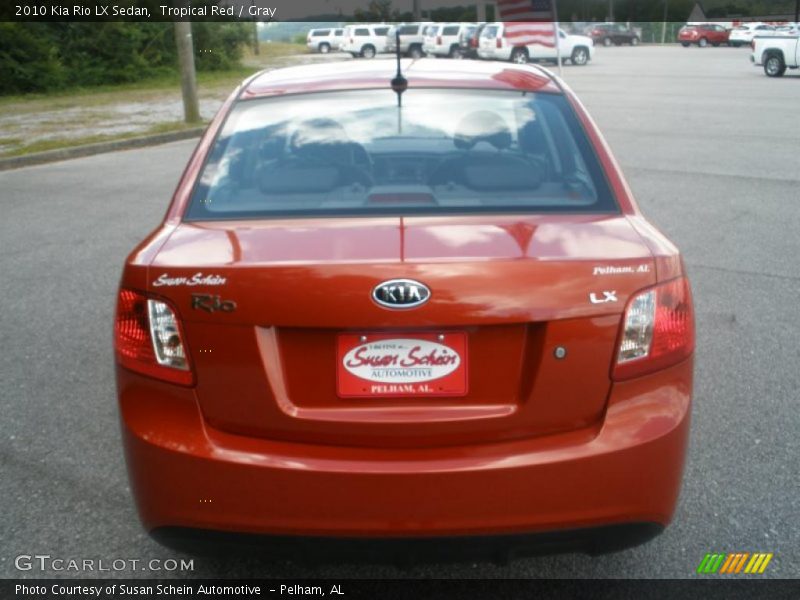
[476,1,486,21]
[661,0,669,43]
[413,0,421,21]
[174,20,201,124]
[608,0,614,21]
[553,0,562,77]
[795,0,799,23]
[251,0,260,55]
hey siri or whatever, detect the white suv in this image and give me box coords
[478,23,594,66]
[385,22,433,58]
[305,28,344,54]
[341,24,393,58]
[728,23,775,47]
[423,23,472,57]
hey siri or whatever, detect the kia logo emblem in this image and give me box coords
[372,279,430,309]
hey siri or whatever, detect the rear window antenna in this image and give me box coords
[390,28,408,108]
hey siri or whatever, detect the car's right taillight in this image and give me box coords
[115,289,193,386]
[612,277,694,380]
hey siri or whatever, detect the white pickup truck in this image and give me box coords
[750,35,800,77]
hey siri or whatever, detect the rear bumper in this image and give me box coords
[118,359,692,543]
[152,522,664,561]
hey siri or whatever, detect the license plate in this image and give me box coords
[336,332,467,398]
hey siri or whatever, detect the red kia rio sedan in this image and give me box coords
[115,60,694,558]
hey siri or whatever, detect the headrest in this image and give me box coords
[453,111,512,151]
[290,118,348,150]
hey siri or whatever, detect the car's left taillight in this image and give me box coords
[612,277,694,381]
[115,289,193,386]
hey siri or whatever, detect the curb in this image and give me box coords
[0,126,206,171]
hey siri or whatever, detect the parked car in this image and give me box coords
[423,23,471,58]
[478,23,594,66]
[115,59,694,558]
[422,24,440,55]
[306,28,344,54]
[340,24,393,58]
[774,23,800,36]
[751,33,800,76]
[728,23,775,47]
[677,23,730,47]
[586,23,640,46]
[459,22,487,59]
[385,22,433,58]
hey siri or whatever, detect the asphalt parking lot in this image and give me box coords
[1,45,798,580]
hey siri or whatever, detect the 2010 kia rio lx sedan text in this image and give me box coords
[114,60,694,559]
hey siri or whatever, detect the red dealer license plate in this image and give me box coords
[336,332,468,398]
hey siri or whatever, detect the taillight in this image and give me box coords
[115,289,193,385]
[437,35,442,45]
[612,277,694,380]
[496,37,503,48]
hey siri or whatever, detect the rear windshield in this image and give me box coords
[399,25,419,35]
[185,89,618,221]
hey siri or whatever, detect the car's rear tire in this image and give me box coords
[764,54,786,77]
[681,41,690,47]
[361,45,376,59]
[571,46,590,66]
[698,37,708,47]
[318,42,330,54]
[602,37,612,47]
[510,47,528,64]
[449,44,462,59]
[408,44,424,59]
[631,36,639,46]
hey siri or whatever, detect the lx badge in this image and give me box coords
[589,291,618,304]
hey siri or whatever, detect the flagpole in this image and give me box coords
[553,0,563,77]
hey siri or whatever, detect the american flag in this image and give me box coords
[496,0,557,47]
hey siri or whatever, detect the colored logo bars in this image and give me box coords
[697,552,774,574]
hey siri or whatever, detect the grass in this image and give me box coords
[0,66,257,111]
[0,42,308,159]
[0,42,305,109]
[243,41,309,62]
[0,121,204,158]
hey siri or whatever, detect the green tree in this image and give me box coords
[0,23,65,93]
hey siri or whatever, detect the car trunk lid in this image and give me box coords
[149,215,655,448]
